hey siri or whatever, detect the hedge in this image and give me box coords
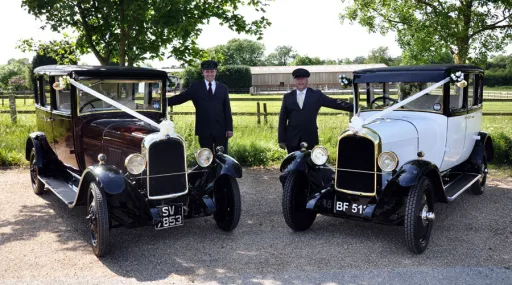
[483,69,512,87]
[181,65,252,91]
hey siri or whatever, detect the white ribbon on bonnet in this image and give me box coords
[69,79,177,139]
[348,77,451,133]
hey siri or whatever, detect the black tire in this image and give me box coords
[282,171,316,231]
[29,148,45,195]
[213,176,241,231]
[471,150,488,195]
[404,175,435,254]
[87,182,110,257]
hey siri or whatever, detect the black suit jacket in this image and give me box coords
[167,81,233,137]
[278,88,353,148]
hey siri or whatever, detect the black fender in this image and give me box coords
[279,151,309,185]
[25,132,63,175]
[73,165,126,207]
[469,132,494,164]
[278,150,332,190]
[382,159,446,203]
[214,153,243,179]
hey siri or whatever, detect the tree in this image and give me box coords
[340,0,512,64]
[265,45,297,65]
[17,35,80,65]
[202,39,265,66]
[365,46,393,65]
[223,39,265,66]
[22,0,272,66]
[290,55,323,66]
[0,58,31,90]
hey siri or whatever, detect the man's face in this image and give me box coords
[295,77,308,91]
[202,69,217,82]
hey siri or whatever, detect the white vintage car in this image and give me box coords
[279,64,494,254]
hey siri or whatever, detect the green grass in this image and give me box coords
[0,114,37,166]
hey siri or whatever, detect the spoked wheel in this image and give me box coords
[282,171,316,231]
[471,151,488,195]
[86,182,110,257]
[29,148,45,195]
[213,176,241,231]
[404,176,435,254]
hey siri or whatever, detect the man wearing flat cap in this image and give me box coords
[278,67,353,153]
[167,60,233,154]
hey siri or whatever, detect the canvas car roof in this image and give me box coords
[33,65,168,80]
[353,64,484,83]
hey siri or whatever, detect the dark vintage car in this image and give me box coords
[27,65,242,257]
[280,64,494,254]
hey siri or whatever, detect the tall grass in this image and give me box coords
[0,114,36,166]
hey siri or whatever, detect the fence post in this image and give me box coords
[263,103,268,125]
[9,94,17,124]
[256,102,261,125]
[24,94,26,106]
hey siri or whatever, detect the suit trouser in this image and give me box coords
[198,135,228,154]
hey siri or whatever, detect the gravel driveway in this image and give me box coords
[0,168,511,284]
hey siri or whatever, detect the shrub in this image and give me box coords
[181,65,252,92]
[490,132,512,164]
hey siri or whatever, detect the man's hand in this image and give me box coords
[226,131,233,138]
[278,142,286,150]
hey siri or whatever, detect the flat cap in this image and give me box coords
[201,60,218,70]
[292,68,310,78]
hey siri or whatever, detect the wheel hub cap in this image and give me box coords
[421,205,435,222]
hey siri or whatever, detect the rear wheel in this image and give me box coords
[404,175,435,254]
[282,171,316,231]
[213,176,241,231]
[87,182,110,257]
[471,150,488,195]
[29,148,45,195]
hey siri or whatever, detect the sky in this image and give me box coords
[2,0,511,68]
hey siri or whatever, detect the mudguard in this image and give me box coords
[73,165,126,207]
[384,159,446,202]
[279,151,308,174]
[469,132,494,164]
[25,132,63,175]
[214,154,243,179]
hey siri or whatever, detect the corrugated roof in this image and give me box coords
[250,64,387,74]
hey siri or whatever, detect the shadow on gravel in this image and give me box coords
[0,191,88,250]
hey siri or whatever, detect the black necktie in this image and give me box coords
[208,82,213,96]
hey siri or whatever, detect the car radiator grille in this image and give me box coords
[335,134,377,195]
[147,138,187,199]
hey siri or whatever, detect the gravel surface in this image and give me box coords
[0,168,511,284]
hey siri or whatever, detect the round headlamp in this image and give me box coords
[195,148,213,167]
[125,153,146,174]
[378,151,398,172]
[311,146,329,165]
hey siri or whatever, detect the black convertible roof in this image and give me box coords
[33,65,168,80]
[353,64,484,83]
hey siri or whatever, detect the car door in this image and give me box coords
[35,75,55,150]
[52,82,79,172]
[440,82,467,171]
[461,74,483,161]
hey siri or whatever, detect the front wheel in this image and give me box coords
[404,175,435,254]
[213,176,241,231]
[282,171,316,231]
[87,182,110,257]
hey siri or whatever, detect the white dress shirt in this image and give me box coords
[205,80,216,94]
[296,88,307,108]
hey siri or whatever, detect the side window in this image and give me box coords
[55,76,71,112]
[467,74,475,107]
[40,76,51,109]
[34,77,40,105]
[449,83,464,110]
[475,74,483,105]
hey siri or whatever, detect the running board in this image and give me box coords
[445,173,481,201]
[39,176,78,206]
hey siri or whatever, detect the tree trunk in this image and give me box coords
[119,0,126,66]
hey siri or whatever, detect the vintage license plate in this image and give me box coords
[334,199,367,217]
[155,204,184,230]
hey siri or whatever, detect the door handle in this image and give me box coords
[43,115,54,122]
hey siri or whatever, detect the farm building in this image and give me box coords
[249,64,387,91]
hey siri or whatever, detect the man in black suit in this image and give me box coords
[278,68,354,153]
[167,60,233,154]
